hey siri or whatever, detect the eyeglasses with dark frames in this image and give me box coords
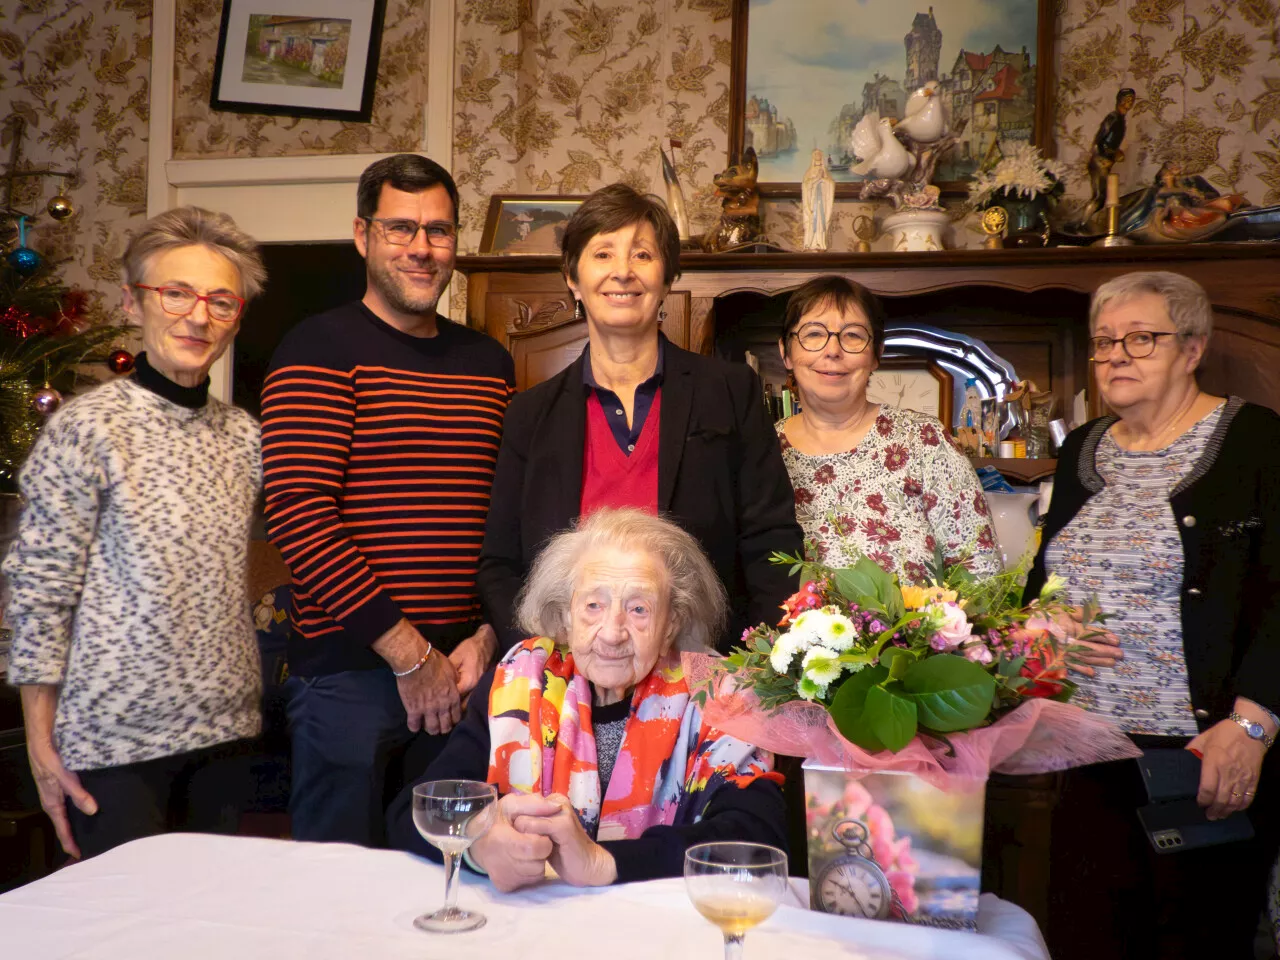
[1089,330,1182,361]
[134,284,245,323]
[789,322,873,355]
[363,217,458,248]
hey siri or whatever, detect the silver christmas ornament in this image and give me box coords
[32,385,62,416]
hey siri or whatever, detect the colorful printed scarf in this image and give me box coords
[487,637,782,841]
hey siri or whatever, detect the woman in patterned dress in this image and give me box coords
[388,508,787,891]
[1023,271,1280,959]
[775,275,1000,581]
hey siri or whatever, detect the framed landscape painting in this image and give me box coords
[210,0,386,122]
[728,0,1053,196]
[479,196,587,256]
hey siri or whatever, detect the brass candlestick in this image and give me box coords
[1093,173,1132,247]
[1095,202,1134,247]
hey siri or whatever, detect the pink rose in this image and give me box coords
[887,870,920,915]
[963,640,993,664]
[841,781,873,819]
[929,601,973,652]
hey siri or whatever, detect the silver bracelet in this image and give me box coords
[392,643,433,677]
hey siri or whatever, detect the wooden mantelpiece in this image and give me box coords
[457,244,1280,410]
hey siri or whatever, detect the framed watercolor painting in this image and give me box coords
[479,196,587,256]
[728,0,1053,196]
[210,0,386,122]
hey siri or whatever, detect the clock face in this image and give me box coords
[815,857,893,919]
[866,367,943,420]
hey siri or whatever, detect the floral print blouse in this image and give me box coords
[776,407,1001,583]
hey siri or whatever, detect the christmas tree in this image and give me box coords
[0,227,120,491]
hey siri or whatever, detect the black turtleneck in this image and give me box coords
[132,352,210,410]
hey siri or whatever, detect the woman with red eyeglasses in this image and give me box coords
[5,206,267,861]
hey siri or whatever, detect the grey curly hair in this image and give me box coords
[515,508,727,653]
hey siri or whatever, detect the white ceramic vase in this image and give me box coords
[881,208,949,252]
[983,491,1039,571]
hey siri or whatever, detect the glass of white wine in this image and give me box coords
[411,779,498,933]
[684,842,788,960]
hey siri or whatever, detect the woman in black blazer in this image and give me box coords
[478,184,802,654]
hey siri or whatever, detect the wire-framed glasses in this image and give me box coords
[365,217,458,248]
[790,322,872,354]
[134,284,245,322]
[1089,330,1182,361]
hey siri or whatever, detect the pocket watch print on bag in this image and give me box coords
[813,818,903,919]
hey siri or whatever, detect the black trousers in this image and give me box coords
[67,739,254,860]
[1045,736,1280,960]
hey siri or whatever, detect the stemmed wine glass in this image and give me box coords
[411,779,498,933]
[684,842,788,960]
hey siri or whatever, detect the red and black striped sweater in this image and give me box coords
[261,302,515,676]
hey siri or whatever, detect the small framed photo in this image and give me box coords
[479,195,587,256]
[210,0,386,123]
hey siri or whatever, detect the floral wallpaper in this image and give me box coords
[4,0,1280,317]
[172,0,431,158]
[0,0,151,329]
[449,0,735,253]
[1054,0,1280,209]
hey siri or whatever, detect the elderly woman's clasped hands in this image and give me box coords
[472,793,617,891]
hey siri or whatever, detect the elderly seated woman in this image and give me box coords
[387,508,787,889]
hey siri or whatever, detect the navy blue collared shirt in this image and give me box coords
[582,340,664,456]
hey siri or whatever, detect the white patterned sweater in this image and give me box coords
[3,378,263,771]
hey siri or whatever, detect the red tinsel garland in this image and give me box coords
[0,289,89,339]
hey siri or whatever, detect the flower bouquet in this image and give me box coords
[687,550,1140,929]
[728,553,1094,754]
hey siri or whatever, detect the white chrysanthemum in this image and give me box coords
[797,676,828,701]
[770,631,804,673]
[802,648,844,686]
[790,608,830,635]
[816,612,858,652]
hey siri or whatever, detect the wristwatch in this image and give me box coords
[1229,712,1276,749]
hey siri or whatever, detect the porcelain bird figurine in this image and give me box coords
[895,81,947,144]
[850,112,912,180]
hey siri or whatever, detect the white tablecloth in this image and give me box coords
[0,834,1050,959]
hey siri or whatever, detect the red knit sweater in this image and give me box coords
[580,390,661,516]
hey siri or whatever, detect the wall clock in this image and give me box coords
[866,357,954,431]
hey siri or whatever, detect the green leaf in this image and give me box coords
[997,654,1026,678]
[880,646,917,681]
[900,655,997,733]
[832,556,900,616]
[828,663,889,751]
[752,635,772,654]
[864,685,918,752]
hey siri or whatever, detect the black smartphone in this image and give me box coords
[1135,749,1255,854]
[1136,798,1255,854]
[1137,748,1203,803]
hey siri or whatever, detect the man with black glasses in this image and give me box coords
[260,154,514,845]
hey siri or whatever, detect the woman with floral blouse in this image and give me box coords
[775,276,1000,581]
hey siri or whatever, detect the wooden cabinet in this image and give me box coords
[465,270,690,391]
[458,243,1280,413]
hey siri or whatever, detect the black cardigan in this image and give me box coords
[384,666,790,883]
[477,338,804,654]
[1025,398,1280,725]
